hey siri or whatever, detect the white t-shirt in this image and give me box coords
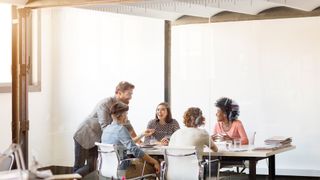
[169,127,212,151]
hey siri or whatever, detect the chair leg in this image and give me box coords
[141,161,146,176]
[240,167,246,174]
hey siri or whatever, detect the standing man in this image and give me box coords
[73,81,138,177]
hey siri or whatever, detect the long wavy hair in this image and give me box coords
[155,102,173,123]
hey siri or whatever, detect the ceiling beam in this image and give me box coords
[268,0,320,11]
[0,0,28,6]
[173,6,320,25]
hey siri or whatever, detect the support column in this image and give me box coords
[12,6,19,145]
[12,7,31,168]
[164,20,171,105]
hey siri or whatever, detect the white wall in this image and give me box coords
[48,7,164,165]
[0,3,11,83]
[171,17,320,176]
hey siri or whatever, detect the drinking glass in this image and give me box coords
[150,136,157,145]
[234,138,241,149]
[225,140,233,150]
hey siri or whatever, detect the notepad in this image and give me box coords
[229,148,247,152]
[45,173,81,180]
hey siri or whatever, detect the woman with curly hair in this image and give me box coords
[212,97,248,145]
[169,107,218,152]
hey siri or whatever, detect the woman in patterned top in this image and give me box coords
[144,102,180,146]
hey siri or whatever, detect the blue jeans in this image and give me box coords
[73,140,98,177]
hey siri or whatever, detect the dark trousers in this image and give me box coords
[73,140,98,177]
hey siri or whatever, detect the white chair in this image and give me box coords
[95,142,157,180]
[160,146,220,180]
[0,143,25,171]
[0,154,14,171]
[0,144,28,180]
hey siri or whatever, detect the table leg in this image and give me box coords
[268,155,275,180]
[249,159,257,180]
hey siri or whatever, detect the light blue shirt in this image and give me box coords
[101,120,145,168]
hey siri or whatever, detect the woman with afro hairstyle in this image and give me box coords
[212,97,248,145]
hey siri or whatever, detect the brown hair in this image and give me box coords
[183,107,205,128]
[110,101,129,118]
[115,81,135,94]
[155,102,173,123]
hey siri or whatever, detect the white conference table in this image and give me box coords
[140,144,296,180]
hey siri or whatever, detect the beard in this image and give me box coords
[121,99,130,104]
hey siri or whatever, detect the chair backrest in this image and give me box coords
[0,154,14,171]
[0,143,26,172]
[95,142,120,178]
[163,146,201,180]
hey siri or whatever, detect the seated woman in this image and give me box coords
[169,107,218,177]
[101,102,160,179]
[144,102,180,146]
[169,107,218,152]
[212,97,248,145]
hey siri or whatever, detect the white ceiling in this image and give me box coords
[79,0,320,21]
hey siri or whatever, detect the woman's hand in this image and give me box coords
[144,129,155,137]
[160,137,169,146]
[211,134,222,141]
[222,134,233,141]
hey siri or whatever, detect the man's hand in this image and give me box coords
[153,161,160,174]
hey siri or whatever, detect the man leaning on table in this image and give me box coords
[72,81,141,177]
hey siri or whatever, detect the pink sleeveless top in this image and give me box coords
[213,120,248,145]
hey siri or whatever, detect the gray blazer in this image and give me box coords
[73,97,133,149]
[73,117,102,149]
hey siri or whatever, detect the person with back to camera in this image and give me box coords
[101,101,160,179]
[169,107,218,152]
[211,97,248,145]
[169,107,219,178]
[73,81,153,177]
[144,102,180,146]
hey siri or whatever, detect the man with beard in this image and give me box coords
[73,81,138,177]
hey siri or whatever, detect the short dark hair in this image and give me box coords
[183,107,205,128]
[115,81,135,94]
[155,102,173,123]
[215,97,240,121]
[110,101,129,118]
